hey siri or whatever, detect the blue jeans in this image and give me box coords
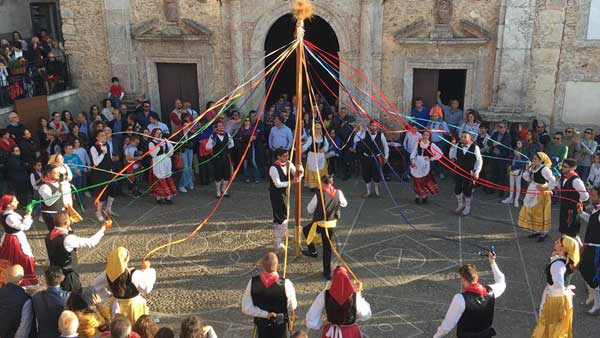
[179,148,194,188]
[243,145,260,180]
[109,95,121,110]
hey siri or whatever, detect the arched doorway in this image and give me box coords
[264,14,340,109]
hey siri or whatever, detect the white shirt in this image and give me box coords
[38,181,62,210]
[92,268,157,301]
[307,190,348,214]
[561,174,590,202]
[29,171,43,191]
[241,278,297,319]
[411,141,442,162]
[523,166,557,189]
[305,291,372,330]
[353,131,390,160]
[433,263,506,338]
[302,135,330,153]
[402,131,422,154]
[90,143,108,167]
[448,142,484,176]
[62,228,105,252]
[206,133,234,150]
[588,163,600,187]
[269,162,297,188]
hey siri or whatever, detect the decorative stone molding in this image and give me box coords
[460,19,491,39]
[394,18,429,39]
[131,18,212,42]
[394,19,489,44]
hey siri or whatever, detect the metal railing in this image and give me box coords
[0,53,74,109]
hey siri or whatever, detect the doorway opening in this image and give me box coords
[412,69,467,109]
[264,14,340,108]
[156,63,199,121]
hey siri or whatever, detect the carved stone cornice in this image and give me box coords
[131,18,212,43]
[460,19,491,39]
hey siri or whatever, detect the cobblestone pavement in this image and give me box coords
[26,178,596,337]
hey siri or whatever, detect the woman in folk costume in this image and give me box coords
[0,194,37,286]
[93,246,156,326]
[90,130,118,221]
[410,130,441,204]
[302,123,330,189]
[306,267,371,338]
[518,152,557,242]
[531,236,579,338]
[148,129,176,204]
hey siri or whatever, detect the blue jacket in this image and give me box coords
[32,287,69,338]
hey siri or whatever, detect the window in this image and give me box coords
[588,0,600,39]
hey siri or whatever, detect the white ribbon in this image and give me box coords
[325,324,343,338]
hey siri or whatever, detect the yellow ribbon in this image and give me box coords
[306,220,337,245]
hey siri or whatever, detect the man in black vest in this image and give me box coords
[39,164,66,231]
[32,266,70,338]
[242,252,298,338]
[450,132,483,216]
[0,264,35,338]
[46,212,108,291]
[577,185,600,314]
[268,148,302,250]
[433,252,506,338]
[301,175,348,279]
[559,159,589,236]
[206,120,235,198]
[353,120,389,198]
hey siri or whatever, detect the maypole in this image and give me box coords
[291,0,313,257]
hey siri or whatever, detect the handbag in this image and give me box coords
[173,153,184,170]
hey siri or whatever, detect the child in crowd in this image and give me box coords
[108,77,125,110]
[124,136,143,197]
[502,139,526,208]
[29,159,43,221]
[63,143,84,198]
[588,153,600,188]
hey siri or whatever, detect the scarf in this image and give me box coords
[49,226,69,240]
[322,183,336,197]
[274,160,287,167]
[464,283,488,296]
[0,195,14,211]
[563,171,578,181]
[259,272,279,288]
[216,130,226,136]
[43,176,57,184]
[329,267,355,305]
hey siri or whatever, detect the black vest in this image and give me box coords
[213,133,230,158]
[2,212,20,235]
[0,283,31,338]
[545,258,573,285]
[45,231,79,272]
[584,209,600,245]
[312,190,342,222]
[533,167,548,185]
[93,143,113,170]
[40,182,65,213]
[456,143,477,170]
[250,276,288,322]
[358,132,384,157]
[325,291,357,326]
[559,175,580,208]
[107,269,140,299]
[456,286,496,338]
[269,165,292,192]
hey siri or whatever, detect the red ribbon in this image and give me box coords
[464,283,488,296]
[260,272,279,288]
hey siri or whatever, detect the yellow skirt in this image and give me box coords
[519,190,552,233]
[304,163,328,189]
[531,295,573,338]
[111,295,148,327]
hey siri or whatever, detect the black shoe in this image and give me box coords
[528,233,540,239]
[414,197,421,204]
[422,197,428,204]
[323,272,332,280]
[301,250,318,258]
[156,199,163,204]
[165,199,173,205]
[537,234,548,242]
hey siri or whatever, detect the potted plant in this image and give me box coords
[8,59,26,75]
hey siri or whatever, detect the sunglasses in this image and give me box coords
[565,130,572,133]
[554,137,561,140]
[585,131,592,134]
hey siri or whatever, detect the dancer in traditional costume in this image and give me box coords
[558,159,589,236]
[92,246,156,326]
[0,195,37,286]
[306,266,371,338]
[90,129,117,220]
[518,152,557,242]
[410,130,441,204]
[577,185,600,314]
[148,129,176,204]
[449,132,483,216]
[302,123,329,190]
[433,252,505,338]
[242,252,297,338]
[268,148,302,250]
[46,211,108,291]
[39,165,67,231]
[301,175,347,279]
[206,120,234,198]
[354,120,389,198]
[531,236,579,338]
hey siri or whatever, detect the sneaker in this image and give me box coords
[462,207,471,216]
[414,197,421,204]
[501,197,513,204]
[178,187,188,193]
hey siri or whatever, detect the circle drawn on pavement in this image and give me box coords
[374,248,426,270]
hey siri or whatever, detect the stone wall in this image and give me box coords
[0,0,34,38]
[60,0,112,108]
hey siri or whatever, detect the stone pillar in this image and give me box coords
[103,0,138,94]
[358,0,384,117]
[229,0,245,90]
[489,0,535,113]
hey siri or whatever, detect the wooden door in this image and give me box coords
[412,69,439,107]
[157,63,199,121]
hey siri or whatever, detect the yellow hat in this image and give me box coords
[47,154,58,165]
[561,236,580,267]
[106,247,130,282]
[536,152,552,168]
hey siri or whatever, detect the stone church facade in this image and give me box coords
[58,0,600,128]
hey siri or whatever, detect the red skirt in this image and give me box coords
[0,235,38,286]
[321,323,362,338]
[152,177,176,198]
[413,171,439,197]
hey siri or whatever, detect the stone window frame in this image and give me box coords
[576,0,600,47]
